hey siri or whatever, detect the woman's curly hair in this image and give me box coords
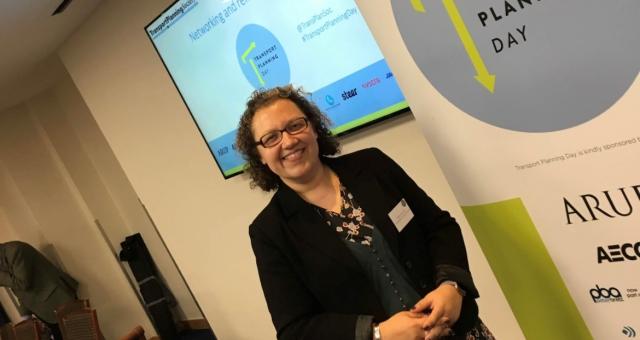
[236,85,340,191]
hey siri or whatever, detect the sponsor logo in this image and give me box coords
[325,95,335,106]
[597,242,640,263]
[623,325,637,338]
[341,88,358,101]
[590,285,623,303]
[217,146,228,157]
[385,72,394,79]
[361,77,381,89]
[563,184,640,224]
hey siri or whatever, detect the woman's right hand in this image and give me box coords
[378,311,427,340]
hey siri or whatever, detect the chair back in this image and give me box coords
[61,309,102,340]
[0,322,16,340]
[13,319,43,340]
[54,299,90,322]
[55,299,90,338]
[119,325,147,340]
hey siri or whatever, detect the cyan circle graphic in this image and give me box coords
[392,0,640,132]
[236,24,290,89]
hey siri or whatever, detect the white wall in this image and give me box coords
[0,160,41,243]
[0,101,155,338]
[47,65,203,322]
[0,55,207,335]
[57,0,522,339]
[0,57,60,113]
[0,161,36,323]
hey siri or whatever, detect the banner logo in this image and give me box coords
[622,326,636,338]
[597,242,640,263]
[589,285,623,303]
[563,184,640,224]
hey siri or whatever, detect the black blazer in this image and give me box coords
[250,148,479,340]
[0,241,78,323]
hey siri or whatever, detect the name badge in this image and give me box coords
[388,198,414,232]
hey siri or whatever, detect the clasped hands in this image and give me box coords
[378,284,463,340]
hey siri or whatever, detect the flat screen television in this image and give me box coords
[146,0,409,178]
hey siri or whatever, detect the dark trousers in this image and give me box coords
[42,320,63,340]
[0,304,9,326]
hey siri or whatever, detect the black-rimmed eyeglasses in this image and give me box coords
[255,117,309,148]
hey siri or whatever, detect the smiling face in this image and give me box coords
[251,98,322,187]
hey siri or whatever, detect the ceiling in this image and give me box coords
[0,0,103,92]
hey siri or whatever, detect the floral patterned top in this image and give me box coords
[323,185,374,246]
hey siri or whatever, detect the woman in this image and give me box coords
[236,85,494,340]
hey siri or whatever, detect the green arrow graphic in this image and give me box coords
[242,41,265,86]
[442,0,495,93]
[241,41,255,63]
[410,0,426,13]
[249,60,265,86]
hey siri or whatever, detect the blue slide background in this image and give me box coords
[147,0,407,176]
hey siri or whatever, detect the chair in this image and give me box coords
[61,308,102,340]
[54,299,90,338]
[0,322,16,340]
[54,299,90,323]
[13,319,45,340]
[119,325,146,340]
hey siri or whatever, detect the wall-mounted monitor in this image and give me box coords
[146,0,409,178]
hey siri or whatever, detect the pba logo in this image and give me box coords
[590,285,623,303]
[597,242,640,263]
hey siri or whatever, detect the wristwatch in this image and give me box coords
[372,323,381,340]
[441,280,466,297]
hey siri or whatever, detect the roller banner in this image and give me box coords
[376,1,640,339]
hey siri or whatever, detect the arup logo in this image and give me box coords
[623,326,636,338]
[325,95,335,106]
[589,285,623,303]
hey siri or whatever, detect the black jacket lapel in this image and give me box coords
[275,182,364,274]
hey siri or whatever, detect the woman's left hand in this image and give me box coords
[411,284,463,338]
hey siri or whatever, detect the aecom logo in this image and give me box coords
[597,242,640,263]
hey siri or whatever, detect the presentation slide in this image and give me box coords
[147,0,407,177]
